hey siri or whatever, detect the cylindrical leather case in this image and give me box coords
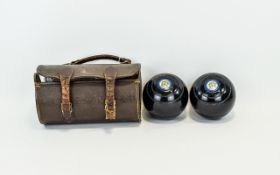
[34,55,142,124]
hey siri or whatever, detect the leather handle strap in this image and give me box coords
[67,54,131,65]
[104,67,117,120]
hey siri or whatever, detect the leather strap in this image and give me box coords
[66,54,131,65]
[59,68,74,121]
[104,67,117,120]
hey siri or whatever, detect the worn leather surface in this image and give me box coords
[37,64,140,80]
[34,61,141,124]
[104,67,118,120]
[59,67,74,122]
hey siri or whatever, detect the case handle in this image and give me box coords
[66,54,131,65]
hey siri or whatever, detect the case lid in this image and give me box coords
[36,64,141,81]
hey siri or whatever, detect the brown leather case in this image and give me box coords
[34,55,142,124]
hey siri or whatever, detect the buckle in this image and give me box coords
[61,103,73,114]
[105,99,116,120]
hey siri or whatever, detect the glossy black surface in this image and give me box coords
[190,73,236,120]
[143,73,188,119]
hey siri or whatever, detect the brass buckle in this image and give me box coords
[105,100,116,120]
[61,103,73,114]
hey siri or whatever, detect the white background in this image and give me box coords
[0,0,280,175]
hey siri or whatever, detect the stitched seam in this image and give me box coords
[34,83,45,124]
[135,81,141,122]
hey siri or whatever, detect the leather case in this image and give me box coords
[34,55,142,124]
